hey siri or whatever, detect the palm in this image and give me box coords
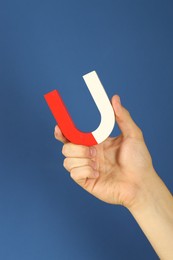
[77,135,125,205]
[79,134,152,206]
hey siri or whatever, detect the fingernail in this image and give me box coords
[94,171,99,178]
[90,147,97,157]
[118,96,121,104]
[115,100,122,117]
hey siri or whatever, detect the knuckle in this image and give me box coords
[54,130,58,139]
[63,158,69,169]
[62,144,68,156]
[62,146,65,156]
[137,127,143,138]
[70,168,76,179]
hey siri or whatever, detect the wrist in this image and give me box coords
[127,168,164,213]
[128,169,173,220]
[126,168,173,260]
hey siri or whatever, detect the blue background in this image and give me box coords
[0,0,173,259]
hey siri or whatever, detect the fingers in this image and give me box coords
[111,95,143,139]
[62,143,99,182]
[64,158,99,180]
[54,125,69,144]
[54,126,99,182]
[64,157,97,172]
[62,143,97,159]
[70,166,99,181]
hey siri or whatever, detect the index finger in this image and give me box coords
[62,143,97,158]
[54,125,69,144]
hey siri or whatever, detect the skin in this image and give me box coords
[54,95,173,260]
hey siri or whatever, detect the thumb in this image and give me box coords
[111,95,143,139]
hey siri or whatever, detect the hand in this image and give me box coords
[54,95,156,209]
[54,95,173,260]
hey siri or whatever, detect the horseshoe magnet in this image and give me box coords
[44,71,115,146]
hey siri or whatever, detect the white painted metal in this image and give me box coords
[83,71,115,143]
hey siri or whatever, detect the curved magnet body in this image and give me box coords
[44,71,115,146]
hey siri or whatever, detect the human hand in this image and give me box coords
[54,95,157,209]
[54,95,173,260]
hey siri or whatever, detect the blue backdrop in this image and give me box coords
[0,0,173,259]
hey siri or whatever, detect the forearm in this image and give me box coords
[128,170,173,260]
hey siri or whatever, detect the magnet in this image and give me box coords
[44,71,115,146]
